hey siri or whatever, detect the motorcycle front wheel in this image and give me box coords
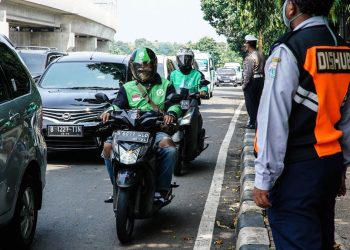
[174,142,183,176]
[116,189,135,243]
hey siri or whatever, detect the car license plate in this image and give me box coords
[114,130,150,143]
[224,80,230,83]
[47,125,83,137]
[180,100,190,109]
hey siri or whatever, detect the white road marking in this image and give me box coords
[194,101,244,249]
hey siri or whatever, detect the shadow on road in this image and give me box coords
[47,150,102,165]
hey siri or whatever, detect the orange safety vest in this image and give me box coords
[258,26,350,163]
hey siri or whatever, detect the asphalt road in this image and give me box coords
[31,86,246,250]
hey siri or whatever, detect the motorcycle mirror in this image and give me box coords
[200,79,210,88]
[95,93,110,103]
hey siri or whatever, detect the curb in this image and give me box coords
[236,129,270,250]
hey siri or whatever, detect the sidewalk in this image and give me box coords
[236,129,350,250]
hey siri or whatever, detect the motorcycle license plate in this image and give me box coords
[180,100,190,109]
[47,125,83,137]
[114,130,150,143]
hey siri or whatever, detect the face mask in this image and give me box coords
[282,0,303,29]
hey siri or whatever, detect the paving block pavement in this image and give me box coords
[236,129,270,250]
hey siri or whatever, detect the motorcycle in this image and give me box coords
[172,80,210,176]
[95,93,181,243]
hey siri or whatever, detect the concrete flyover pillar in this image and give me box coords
[30,24,75,51]
[0,10,9,38]
[97,40,110,52]
[75,36,97,51]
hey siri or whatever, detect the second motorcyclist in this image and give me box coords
[170,48,208,97]
[169,48,209,170]
[100,47,181,203]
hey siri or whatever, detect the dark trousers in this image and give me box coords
[243,77,264,126]
[268,153,344,250]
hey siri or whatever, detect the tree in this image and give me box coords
[109,37,239,68]
[201,0,350,55]
[201,0,285,55]
[109,41,132,55]
[190,37,221,67]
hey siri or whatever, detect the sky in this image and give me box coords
[115,0,226,43]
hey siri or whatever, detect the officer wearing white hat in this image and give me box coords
[245,34,258,42]
[242,34,264,129]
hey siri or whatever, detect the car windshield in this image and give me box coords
[218,68,236,75]
[157,62,165,78]
[40,62,126,89]
[195,59,208,71]
[18,52,46,76]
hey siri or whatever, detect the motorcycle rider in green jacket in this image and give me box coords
[170,48,208,97]
[169,48,208,167]
[100,47,181,203]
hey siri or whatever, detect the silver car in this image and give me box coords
[0,35,47,248]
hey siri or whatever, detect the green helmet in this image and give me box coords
[129,47,158,83]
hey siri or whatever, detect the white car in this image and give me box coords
[156,55,177,79]
[194,51,216,98]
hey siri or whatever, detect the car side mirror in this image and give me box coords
[95,93,110,103]
[33,75,41,83]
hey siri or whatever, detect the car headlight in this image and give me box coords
[217,76,222,80]
[119,146,140,165]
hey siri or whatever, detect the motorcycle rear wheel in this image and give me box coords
[116,189,135,243]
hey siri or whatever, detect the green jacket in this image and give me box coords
[108,75,181,118]
[170,69,208,93]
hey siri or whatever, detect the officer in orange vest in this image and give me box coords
[253,0,350,249]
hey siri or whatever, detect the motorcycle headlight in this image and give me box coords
[112,136,120,155]
[119,146,140,165]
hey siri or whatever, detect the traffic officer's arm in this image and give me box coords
[253,44,299,208]
[338,90,350,196]
[242,56,254,89]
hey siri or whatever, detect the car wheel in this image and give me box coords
[5,175,38,248]
[210,91,213,98]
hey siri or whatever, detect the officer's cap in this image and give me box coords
[245,35,258,42]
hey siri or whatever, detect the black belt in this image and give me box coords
[253,74,263,78]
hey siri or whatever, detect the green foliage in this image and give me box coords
[201,0,350,54]
[191,37,221,67]
[109,37,239,68]
[201,0,285,55]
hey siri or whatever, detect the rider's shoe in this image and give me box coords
[104,195,113,203]
[154,190,170,204]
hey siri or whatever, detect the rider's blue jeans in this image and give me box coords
[102,132,176,191]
